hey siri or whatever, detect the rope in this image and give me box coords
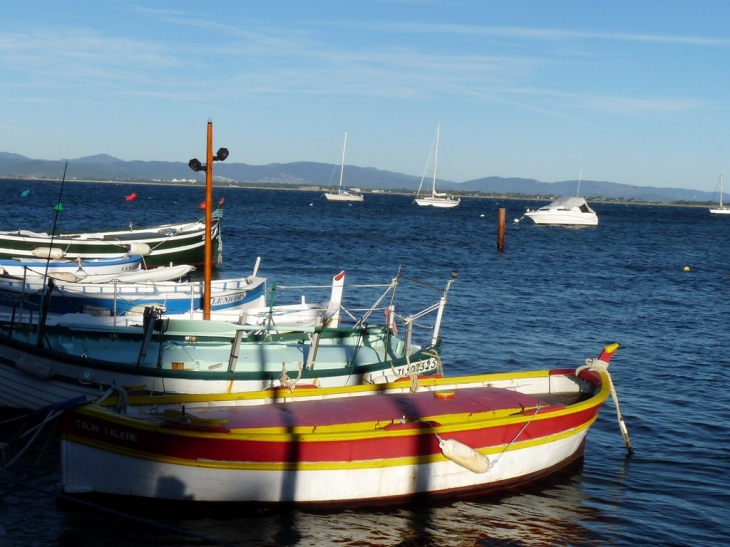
[489,404,542,469]
[1,408,64,471]
[279,361,304,391]
[576,357,633,454]
[384,351,420,393]
[216,229,223,266]
[96,385,129,412]
[407,371,420,393]
[423,348,444,376]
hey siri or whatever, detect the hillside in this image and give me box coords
[0,152,719,203]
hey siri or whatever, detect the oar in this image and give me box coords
[577,343,634,455]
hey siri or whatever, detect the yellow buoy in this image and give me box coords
[683,266,690,272]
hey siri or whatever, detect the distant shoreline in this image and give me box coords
[0,176,713,207]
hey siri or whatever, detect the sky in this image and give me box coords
[2,1,729,191]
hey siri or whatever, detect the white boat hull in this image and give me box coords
[61,431,588,502]
[323,192,363,202]
[76,264,195,284]
[0,254,143,280]
[414,196,460,208]
[523,197,598,226]
[0,275,266,316]
[523,211,598,226]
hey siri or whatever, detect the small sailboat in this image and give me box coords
[414,124,460,209]
[323,132,364,202]
[709,175,730,215]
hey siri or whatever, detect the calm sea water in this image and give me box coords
[1,179,729,546]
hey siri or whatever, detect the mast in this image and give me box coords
[432,123,440,197]
[339,132,347,193]
[576,169,582,197]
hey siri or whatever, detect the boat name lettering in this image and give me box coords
[393,358,438,376]
[0,290,23,303]
[75,419,138,442]
[210,293,247,305]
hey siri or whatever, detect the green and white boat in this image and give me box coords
[0,270,455,410]
[0,215,222,268]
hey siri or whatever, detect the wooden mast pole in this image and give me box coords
[204,119,213,320]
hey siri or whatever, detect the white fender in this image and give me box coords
[32,247,65,259]
[15,357,55,379]
[439,438,491,473]
[126,243,151,256]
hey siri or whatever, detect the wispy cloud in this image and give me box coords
[0,9,716,121]
[572,95,710,114]
[360,22,730,47]
[0,29,184,81]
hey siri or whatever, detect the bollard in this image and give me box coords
[497,208,506,250]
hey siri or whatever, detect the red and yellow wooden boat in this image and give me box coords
[59,344,629,506]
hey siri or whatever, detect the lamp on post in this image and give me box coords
[188,119,228,320]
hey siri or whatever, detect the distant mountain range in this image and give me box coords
[0,152,719,203]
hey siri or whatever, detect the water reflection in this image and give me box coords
[51,462,610,546]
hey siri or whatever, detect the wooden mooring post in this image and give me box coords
[497,208,506,250]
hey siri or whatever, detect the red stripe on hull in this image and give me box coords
[61,400,601,465]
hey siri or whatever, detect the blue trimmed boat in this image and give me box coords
[0,254,143,281]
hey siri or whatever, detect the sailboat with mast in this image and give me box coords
[709,175,730,215]
[324,132,364,202]
[414,124,460,209]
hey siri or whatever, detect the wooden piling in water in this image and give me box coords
[497,208,506,250]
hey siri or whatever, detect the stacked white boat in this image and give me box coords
[0,251,252,316]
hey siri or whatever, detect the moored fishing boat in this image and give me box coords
[0,253,143,281]
[0,270,265,316]
[73,263,195,284]
[0,270,454,410]
[55,344,630,506]
[158,270,346,328]
[0,214,222,268]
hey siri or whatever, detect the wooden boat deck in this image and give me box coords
[159,386,573,433]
